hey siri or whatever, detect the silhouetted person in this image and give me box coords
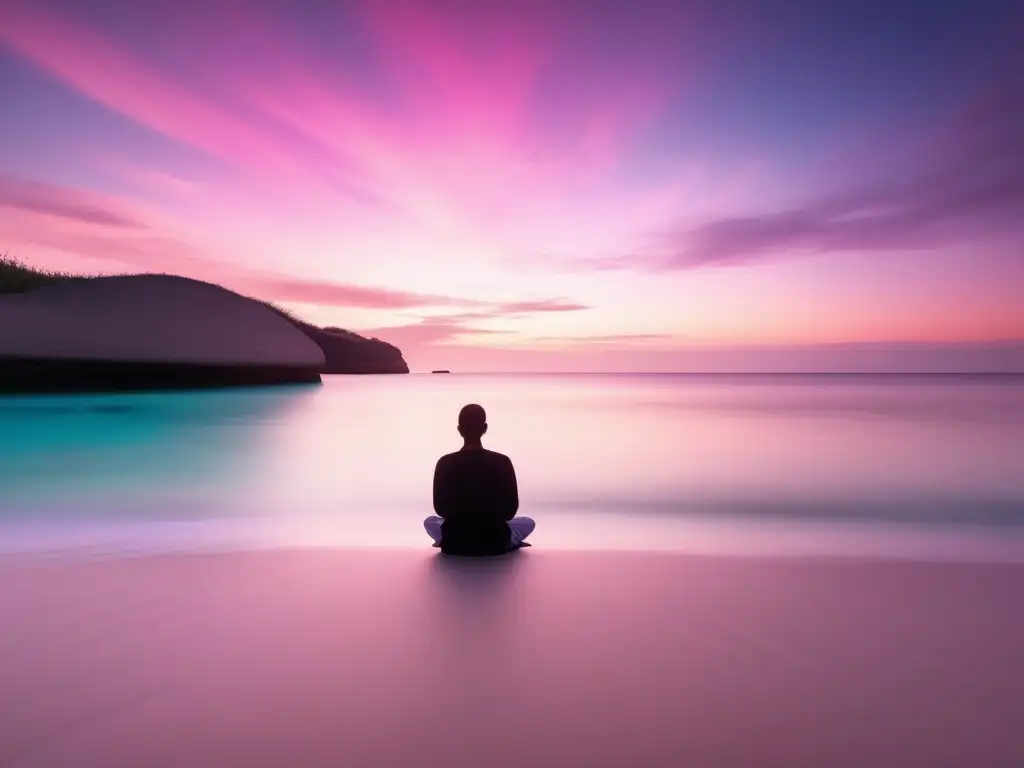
[424,404,535,555]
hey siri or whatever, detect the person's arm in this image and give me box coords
[433,457,452,518]
[501,456,520,521]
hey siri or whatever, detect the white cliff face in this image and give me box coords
[0,275,326,368]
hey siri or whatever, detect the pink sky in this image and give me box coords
[1,0,1022,371]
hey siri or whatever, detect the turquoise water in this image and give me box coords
[2,374,1023,559]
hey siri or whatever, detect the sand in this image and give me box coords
[1,549,1021,767]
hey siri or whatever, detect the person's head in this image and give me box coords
[457,403,487,442]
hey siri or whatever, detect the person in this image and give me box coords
[424,404,535,555]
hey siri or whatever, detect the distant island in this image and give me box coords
[0,257,409,392]
[431,369,451,374]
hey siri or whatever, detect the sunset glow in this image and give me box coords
[1,0,1022,371]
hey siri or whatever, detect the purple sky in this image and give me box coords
[1,0,1022,371]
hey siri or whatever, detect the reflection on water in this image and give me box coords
[1,374,1022,558]
[0,385,319,513]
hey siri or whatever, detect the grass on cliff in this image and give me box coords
[0,255,376,342]
[0,255,80,294]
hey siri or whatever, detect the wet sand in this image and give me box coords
[1,549,1021,767]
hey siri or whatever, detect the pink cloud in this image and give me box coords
[0,175,144,229]
[111,167,204,201]
[247,277,482,312]
[0,1,377,213]
[0,0,682,246]
[0,4,285,169]
[362,318,514,349]
[345,0,677,223]
[258,284,592,314]
[2,176,594,316]
[353,0,555,145]
[598,67,1024,271]
[526,333,674,346]
[496,298,590,314]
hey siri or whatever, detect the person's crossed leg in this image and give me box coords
[424,516,535,550]
[427,404,536,553]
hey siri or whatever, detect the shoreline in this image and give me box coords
[2,514,1022,563]
[2,548,1020,767]
[0,357,323,393]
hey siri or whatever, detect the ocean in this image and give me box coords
[2,373,1022,559]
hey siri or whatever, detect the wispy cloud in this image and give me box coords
[363,297,594,349]
[0,0,679,235]
[1,175,594,314]
[0,175,144,229]
[0,3,295,171]
[526,333,673,346]
[362,318,515,348]
[495,298,589,314]
[247,276,487,311]
[3,0,1020,368]
[593,71,1024,271]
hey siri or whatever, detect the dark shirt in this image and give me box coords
[433,448,519,555]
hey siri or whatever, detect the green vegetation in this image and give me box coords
[252,298,301,324]
[0,256,377,341]
[0,255,409,374]
[0,257,295,318]
[0,255,81,294]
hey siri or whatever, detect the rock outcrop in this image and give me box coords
[0,275,326,392]
[293,323,410,374]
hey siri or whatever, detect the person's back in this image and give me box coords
[434,447,517,555]
[424,404,535,555]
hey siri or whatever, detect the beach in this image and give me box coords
[4,0,1023,762]
[2,548,1020,767]
[2,375,1022,765]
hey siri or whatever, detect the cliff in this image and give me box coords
[292,323,410,375]
[0,274,325,392]
[0,258,410,386]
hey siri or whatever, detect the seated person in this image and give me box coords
[424,404,535,555]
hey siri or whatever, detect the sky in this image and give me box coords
[1,0,1022,372]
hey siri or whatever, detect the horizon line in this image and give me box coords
[401,370,1024,376]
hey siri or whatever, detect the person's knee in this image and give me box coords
[514,517,536,535]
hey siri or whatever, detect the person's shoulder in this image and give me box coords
[482,449,514,466]
[435,451,460,467]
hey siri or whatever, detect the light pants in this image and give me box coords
[424,516,535,548]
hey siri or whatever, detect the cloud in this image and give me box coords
[421,299,591,320]
[495,298,590,314]
[112,167,204,201]
[362,318,514,348]
[526,333,673,346]
[1,175,592,315]
[2,225,222,277]
[0,175,247,280]
[0,175,144,229]
[0,0,681,239]
[406,299,590,326]
[247,276,486,311]
[0,3,288,169]
[598,71,1024,271]
[0,176,440,307]
[255,278,591,313]
[0,0,417,218]
[6,227,589,314]
[361,298,592,350]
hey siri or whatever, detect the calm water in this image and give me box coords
[2,374,1023,559]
